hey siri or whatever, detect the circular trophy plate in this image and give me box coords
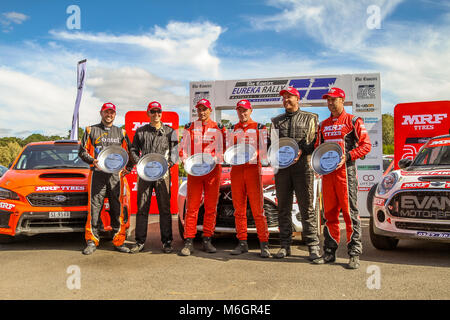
[97,146,129,174]
[310,142,343,175]
[185,153,216,176]
[268,137,299,169]
[224,143,257,165]
[137,153,168,181]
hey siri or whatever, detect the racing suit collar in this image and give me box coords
[99,122,112,130]
[149,123,165,135]
[331,109,347,121]
[238,118,256,127]
[285,109,299,117]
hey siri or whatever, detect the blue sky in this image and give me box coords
[0,0,449,137]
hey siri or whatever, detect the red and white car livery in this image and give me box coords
[369,135,450,249]
[177,165,322,239]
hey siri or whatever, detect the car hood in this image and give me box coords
[395,168,450,189]
[0,169,89,196]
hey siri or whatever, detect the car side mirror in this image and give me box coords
[398,158,412,169]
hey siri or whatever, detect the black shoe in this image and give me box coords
[230,240,248,255]
[202,237,216,253]
[162,241,173,254]
[347,256,360,269]
[114,244,131,253]
[179,238,194,256]
[82,241,97,255]
[308,246,321,261]
[260,242,272,258]
[274,247,291,259]
[129,243,145,254]
[312,252,336,264]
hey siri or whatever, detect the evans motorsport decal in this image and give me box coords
[399,195,450,220]
[229,77,337,103]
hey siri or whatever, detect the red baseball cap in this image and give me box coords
[195,98,212,110]
[147,101,162,111]
[236,99,252,110]
[279,86,300,99]
[101,102,116,112]
[322,87,346,99]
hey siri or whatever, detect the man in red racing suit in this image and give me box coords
[313,88,371,269]
[179,98,227,256]
[228,99,271,258]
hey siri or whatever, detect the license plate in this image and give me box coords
[49,211,71,219]
[416,231,450,238]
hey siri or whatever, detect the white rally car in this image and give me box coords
[368,134,450,249]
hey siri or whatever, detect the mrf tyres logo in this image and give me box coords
[401,113,447,131]
[228,77,337,103]
[399,195,450,220]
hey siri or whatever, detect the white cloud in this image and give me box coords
[248,0,449,114]
[50,21,223,79]
[0,12,29,33]
[88,66,189,114]
[0,66,102,138]
[365,22,450,111]
[250,0,404,52]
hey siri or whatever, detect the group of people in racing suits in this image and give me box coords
[78,86,371,270]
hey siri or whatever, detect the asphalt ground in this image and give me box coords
[0,216,449,301]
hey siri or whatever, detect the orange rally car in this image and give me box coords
[0,140,131,243]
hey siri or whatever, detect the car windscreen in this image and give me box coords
[412,144,450,166]
[14,144,90,170]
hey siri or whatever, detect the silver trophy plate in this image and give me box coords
[137,153,169,181]
[268,137,299,169]
[224,143,257,165]
[311,142,343,175]
[184,153,216,176]
[97,146,129,174]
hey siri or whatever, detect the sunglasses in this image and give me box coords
[149,109,162,114]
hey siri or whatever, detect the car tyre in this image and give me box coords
[369,216,399,250]
[366,183,378,215]
[0,234,14,244]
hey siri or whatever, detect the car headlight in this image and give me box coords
[0,187,20,200]
[377,172,398,195]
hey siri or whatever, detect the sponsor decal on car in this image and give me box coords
[373,197,385,206]
[428,138,450,147]
[35,185,86,192]
[400,170,450,176]
[0,202,15,210]
[401,182,431,189]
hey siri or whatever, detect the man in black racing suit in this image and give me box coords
[78,102,133,255]
[270,87,321,262]
[129,101,178,254]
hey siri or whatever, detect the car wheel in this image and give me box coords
[369,216,399,250]
[0,234,14,244]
